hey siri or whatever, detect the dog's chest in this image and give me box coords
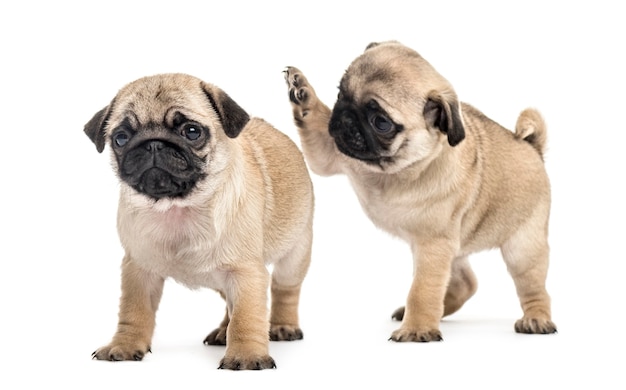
[120,207,225,288]
[349,175,452,241]
[351,182,414,237]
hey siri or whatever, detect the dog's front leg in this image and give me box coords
[284,67,342,176]
[390,238,456,342]
[219,263,276,370]
[92,256,164,361]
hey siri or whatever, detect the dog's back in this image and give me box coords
[241,117,314,262]
[457,103,550,252]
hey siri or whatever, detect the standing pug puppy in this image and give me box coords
[284,41,556,342]
[85,73,314,369]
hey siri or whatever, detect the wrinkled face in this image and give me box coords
[84,73,250,203]
[328,42,465,174]
[109,106,209,200]
[329,87,413,172]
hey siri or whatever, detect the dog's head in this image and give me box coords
[84,73,249,202]
[328,41,465,173]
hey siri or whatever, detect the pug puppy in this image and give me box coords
[284,41,556,342]
[84,73,314,369]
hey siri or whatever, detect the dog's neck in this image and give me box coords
[349,140,463,189]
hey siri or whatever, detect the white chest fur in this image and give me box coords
[117,202,230,290]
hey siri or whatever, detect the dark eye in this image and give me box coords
[113,131,130,147]
[182,124,202,141]
[370,114,394,134]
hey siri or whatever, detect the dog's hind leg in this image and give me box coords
[392,255,477,321]
[443,256,478,317]
[203,291,229,346]
[268,238,312,341]
[501,207,557,334]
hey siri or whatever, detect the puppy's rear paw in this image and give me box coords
[391,306,405,321]
[203,326,227,345]
[270,324,303,341]
[389,327,443,342]
[218,355,277,370]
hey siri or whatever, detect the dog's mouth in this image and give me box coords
[329,108,383,166]
[119,140,205,200]
[134,167,195,199]
[333,138,381,164]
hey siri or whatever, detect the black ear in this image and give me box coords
[365,42,381,51]
[365,40,400,51]
[423,92,465,147]
[202,82,250,138]
[84,104,113,153]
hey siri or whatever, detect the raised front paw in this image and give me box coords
[283,67,322,123]
[218,354,277,370]
[92,342,151,361]
[270,324,303,341]
[389,326,443,342]
[284,67,312,105]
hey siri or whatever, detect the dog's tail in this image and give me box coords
[514,108,547,160]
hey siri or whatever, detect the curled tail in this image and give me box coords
[515,108,547,159]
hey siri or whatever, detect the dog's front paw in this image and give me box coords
[284,66,313,106]
[270,324,303,341]
[203,326,227,345]
[514,317,557,334]
[389,327,443,342]
[92,342,151,361]
[218,355,277,370]
[284,67,320,123]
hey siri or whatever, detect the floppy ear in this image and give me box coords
[202,82,250,138]
[423,92,465,146]
[365,42,381,51]
[365,40,401,51]
[84,104,113,153]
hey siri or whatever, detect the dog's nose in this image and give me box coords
[329,111,355,137]
[145,140,165,152]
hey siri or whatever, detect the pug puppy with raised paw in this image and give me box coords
[284,41,556,342]
[85,73,314,369]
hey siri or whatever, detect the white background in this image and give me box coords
[1,1,624,388]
